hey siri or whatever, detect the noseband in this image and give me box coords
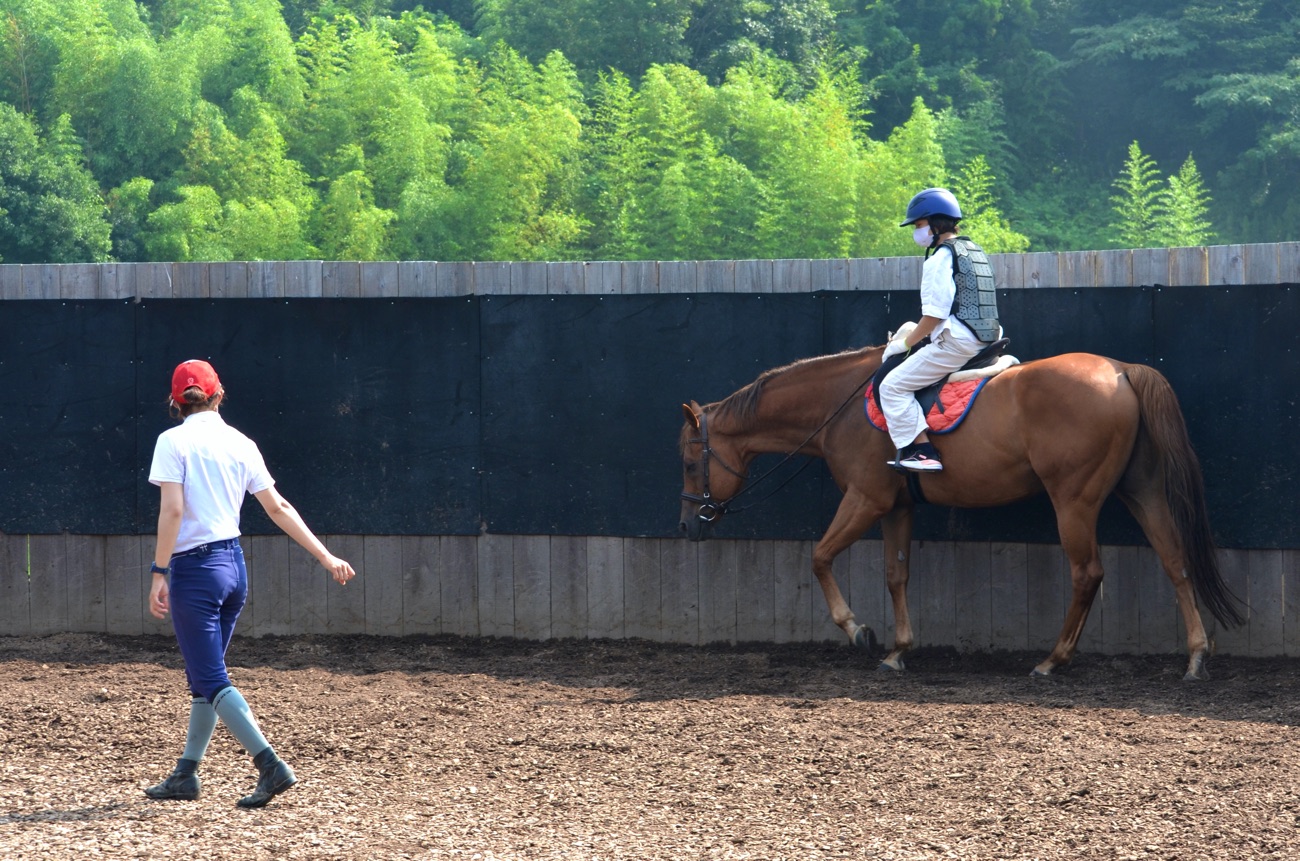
[680,409,749,523]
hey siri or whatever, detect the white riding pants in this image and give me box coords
[879,331,985,450]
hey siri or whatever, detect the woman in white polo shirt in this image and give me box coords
[144,359,356,808]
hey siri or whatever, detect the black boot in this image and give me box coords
[144,758,201,801]
[237,747,297,809]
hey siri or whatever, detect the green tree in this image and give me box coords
[951,155,1028,253]
[1109,141,1162,249]
[1158,154,1214,247]
[143,184,229,260]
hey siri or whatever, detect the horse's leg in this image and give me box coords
[1118,490,1211,680]
[1033,501,1106,676]
[811,489,891,652]
[876,505,915,671]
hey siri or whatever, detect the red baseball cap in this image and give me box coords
[171,359,222,403]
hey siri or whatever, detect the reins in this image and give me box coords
[683,366,877,522]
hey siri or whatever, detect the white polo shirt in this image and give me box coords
[149,411,275,554]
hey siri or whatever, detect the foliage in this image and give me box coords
[1109,141,1164,249]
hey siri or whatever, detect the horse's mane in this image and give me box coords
[708,347,872,431]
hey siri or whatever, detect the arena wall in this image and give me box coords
[1,244,1298,657]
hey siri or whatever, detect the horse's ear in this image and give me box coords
[682,402,701,429]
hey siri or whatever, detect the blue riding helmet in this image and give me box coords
[899,188,963,226]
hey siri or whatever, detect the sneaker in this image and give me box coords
[892,444,943,472]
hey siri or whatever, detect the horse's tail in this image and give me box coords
[1124,364,1245,627]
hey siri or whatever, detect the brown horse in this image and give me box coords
[677,346,1243,679]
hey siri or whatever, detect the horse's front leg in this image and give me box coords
[879,505,914,671]
[811,489,890,653]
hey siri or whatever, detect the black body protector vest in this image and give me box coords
[930,236,1000,343]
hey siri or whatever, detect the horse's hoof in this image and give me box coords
[877,658,905,672]
[852,626,878,654]
[1029,666,1053,678]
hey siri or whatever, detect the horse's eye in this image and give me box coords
[685,462,698,474]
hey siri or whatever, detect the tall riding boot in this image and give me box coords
[237,746,297,809]
[144,757,201,800]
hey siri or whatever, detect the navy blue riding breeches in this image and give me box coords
[168,538,247,703]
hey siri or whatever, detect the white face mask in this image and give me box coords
[912,225,933,247]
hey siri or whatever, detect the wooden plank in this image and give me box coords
[1022,252,1060,289]
[586,536,624,639]
[773,540,814,643]
[894,256,923,289]
[827,257,850,291]
[363,535,404,636]
[1132,248,1170,287]
[66,534,106,633]
[211,262,250,299]
[99,263,137,299]
[849,257,888,291]
[773,258,812,293]
[1095,249,1133,289]
[283,260,323,297]
[846,538,886,648]
[509,261,548,295]
[910,540,956,648]
[436,261,474,297]
[0,264,23,300]
[27,534,67,636]
[697,541,736,644]
[288,536,329,634]
[171,262,209,298]
[512,534,552,640]
[0,534,31,636]
[102,536,144,636]
[402,535,442,636]
[1242,243,1280,285]
[247,261,284,298]
[698,259,735,293]
[659,538,699,644]
[60,264,100,299]
[1025,543,1069,655]
[1208,245,1245,286]
[734,259,773,293]
[22,265,59,298]
[952,541,991,652]
[1246,549,1284,657]
[1212,548,1251,656]
[547,261,585,295]
[622,260,658,295]
[623,538,661,640]
[322,261,361,298]
[439,535,479,637]
[989,253,1020,291]
[324,534,366,634]
[1285,549,1300,657]
[658,260,696,294]
[246,535,291,637]
[989,542,1028,651]
[359,260,399,298]
[476,532,515,637]
[1136,546,1178,654]
[395,260,429,297]
[1057,250,1096,289]
[585,261,622,295]
[1168,246,1208,286]
[1097,545,1140,655]
[549,535,587,639]
[733,539,774,643]
[1279,242,1300,283]
[136,262,175,298]
[473,261,511,296]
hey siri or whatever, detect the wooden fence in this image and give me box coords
[2,243,1299,656]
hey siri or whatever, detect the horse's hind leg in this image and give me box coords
[1034,502,1106,676]
[1118,487,1212,680]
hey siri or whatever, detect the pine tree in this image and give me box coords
[1158,154,1214,247]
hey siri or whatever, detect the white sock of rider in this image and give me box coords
[211,686,272,759]
[180,696,218,762]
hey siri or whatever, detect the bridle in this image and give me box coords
[681,367,877,523]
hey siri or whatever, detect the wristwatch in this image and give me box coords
[150,562,171,576]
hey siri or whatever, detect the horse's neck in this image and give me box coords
[743,354,873,453]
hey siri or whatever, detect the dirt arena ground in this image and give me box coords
[2,633,1299,860]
